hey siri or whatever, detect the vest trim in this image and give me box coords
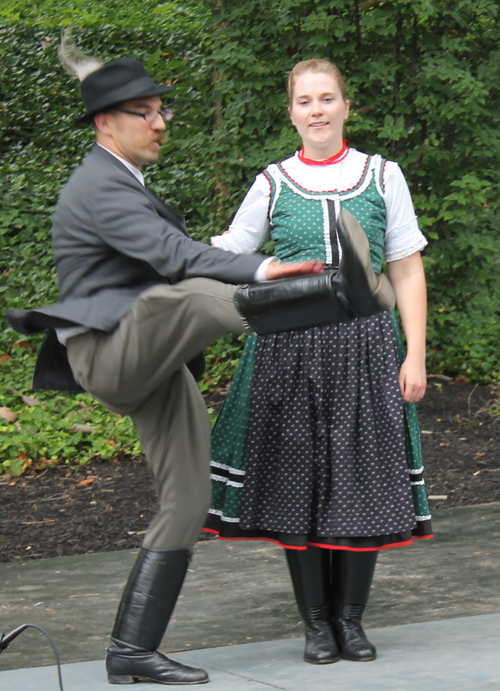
[273,154,374,197]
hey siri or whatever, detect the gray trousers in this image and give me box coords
[66,279,244,551]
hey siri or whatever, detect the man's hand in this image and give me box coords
[266,259,324,280]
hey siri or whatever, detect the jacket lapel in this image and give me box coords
[142,186,188,235]
[90,145,188,236]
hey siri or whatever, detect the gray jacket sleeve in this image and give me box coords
[54,151,264,298]
[98,175,264,282]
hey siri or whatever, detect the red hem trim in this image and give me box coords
[278,153,370,196]
[298,141,349,166]
[202,528,427,551]
[202,528,306,550]
[307,539,413,552]
[382,160,387,192]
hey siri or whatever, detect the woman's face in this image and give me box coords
[289,70,350,159]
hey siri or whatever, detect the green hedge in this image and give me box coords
[1,0,500,473]
[206,0,500,380]
[0,2,218,474]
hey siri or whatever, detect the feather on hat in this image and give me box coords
[58,30,173,124]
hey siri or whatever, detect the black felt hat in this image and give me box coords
[77,57,173,123]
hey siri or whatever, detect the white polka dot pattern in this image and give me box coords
[239,313,416,537]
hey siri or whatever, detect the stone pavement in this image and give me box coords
[2,613,500,691]
[1,503,500,690]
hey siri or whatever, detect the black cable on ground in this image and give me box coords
[0,623,65,691]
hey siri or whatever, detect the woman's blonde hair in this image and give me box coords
[287,59,348,104]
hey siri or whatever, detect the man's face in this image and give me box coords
[96,96,167,168]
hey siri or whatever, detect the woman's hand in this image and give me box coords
[399,353,426,403]
[266,259,324,280]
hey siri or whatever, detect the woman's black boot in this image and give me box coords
[333,603,377,662]
[106,548,209,685]
[331,551,378,662]
[299,604,340,664]
[285,547,340,664]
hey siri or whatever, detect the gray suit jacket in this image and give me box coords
[6,145,264,389]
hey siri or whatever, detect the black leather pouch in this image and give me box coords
[186,352,206,381]
[33,330,85,392]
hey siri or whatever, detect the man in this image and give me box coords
[6,55,324,685]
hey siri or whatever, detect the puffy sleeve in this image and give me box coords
[384,162,428,262]
[211,173,271,254]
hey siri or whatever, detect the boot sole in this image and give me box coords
[337,210,396,314]
[340,653,377,662]
[108,674,209,685]
[304,654,340,665]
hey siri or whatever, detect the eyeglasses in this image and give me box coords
[112,107,174,123]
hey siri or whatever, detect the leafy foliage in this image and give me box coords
[1,0,500,474]
[0,346,142,476]
[206,0,500,380]
[0,2,213,474]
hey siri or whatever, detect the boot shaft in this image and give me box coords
[112,547,190,650]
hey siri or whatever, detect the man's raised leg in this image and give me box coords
[67,278,244,408]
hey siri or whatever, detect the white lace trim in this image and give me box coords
[211,231,257,255]
[210,461,245,476]
[266,165,282,225]
[385,237,427,262]
[374,154,384,198]
[210,474,244,488]
[207,508,240,523]
[321,199,333,264]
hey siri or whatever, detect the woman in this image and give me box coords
[205,59,432,665]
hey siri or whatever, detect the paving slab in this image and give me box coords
[1,613,499,690]
[0,503,499,672]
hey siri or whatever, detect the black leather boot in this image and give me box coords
[336,207,396,318]
[233,268,352,335]
[299,605,340,664]
[106,548,209,685]
[333,603,376,662]
[286,548,339,664]
[331,550,378,662]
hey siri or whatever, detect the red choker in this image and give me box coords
[298,141,349,166]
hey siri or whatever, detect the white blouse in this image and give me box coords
[211,148,427,263]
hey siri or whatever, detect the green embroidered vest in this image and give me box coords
[264,154,386,272]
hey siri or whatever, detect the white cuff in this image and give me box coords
[254,256,276,282]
